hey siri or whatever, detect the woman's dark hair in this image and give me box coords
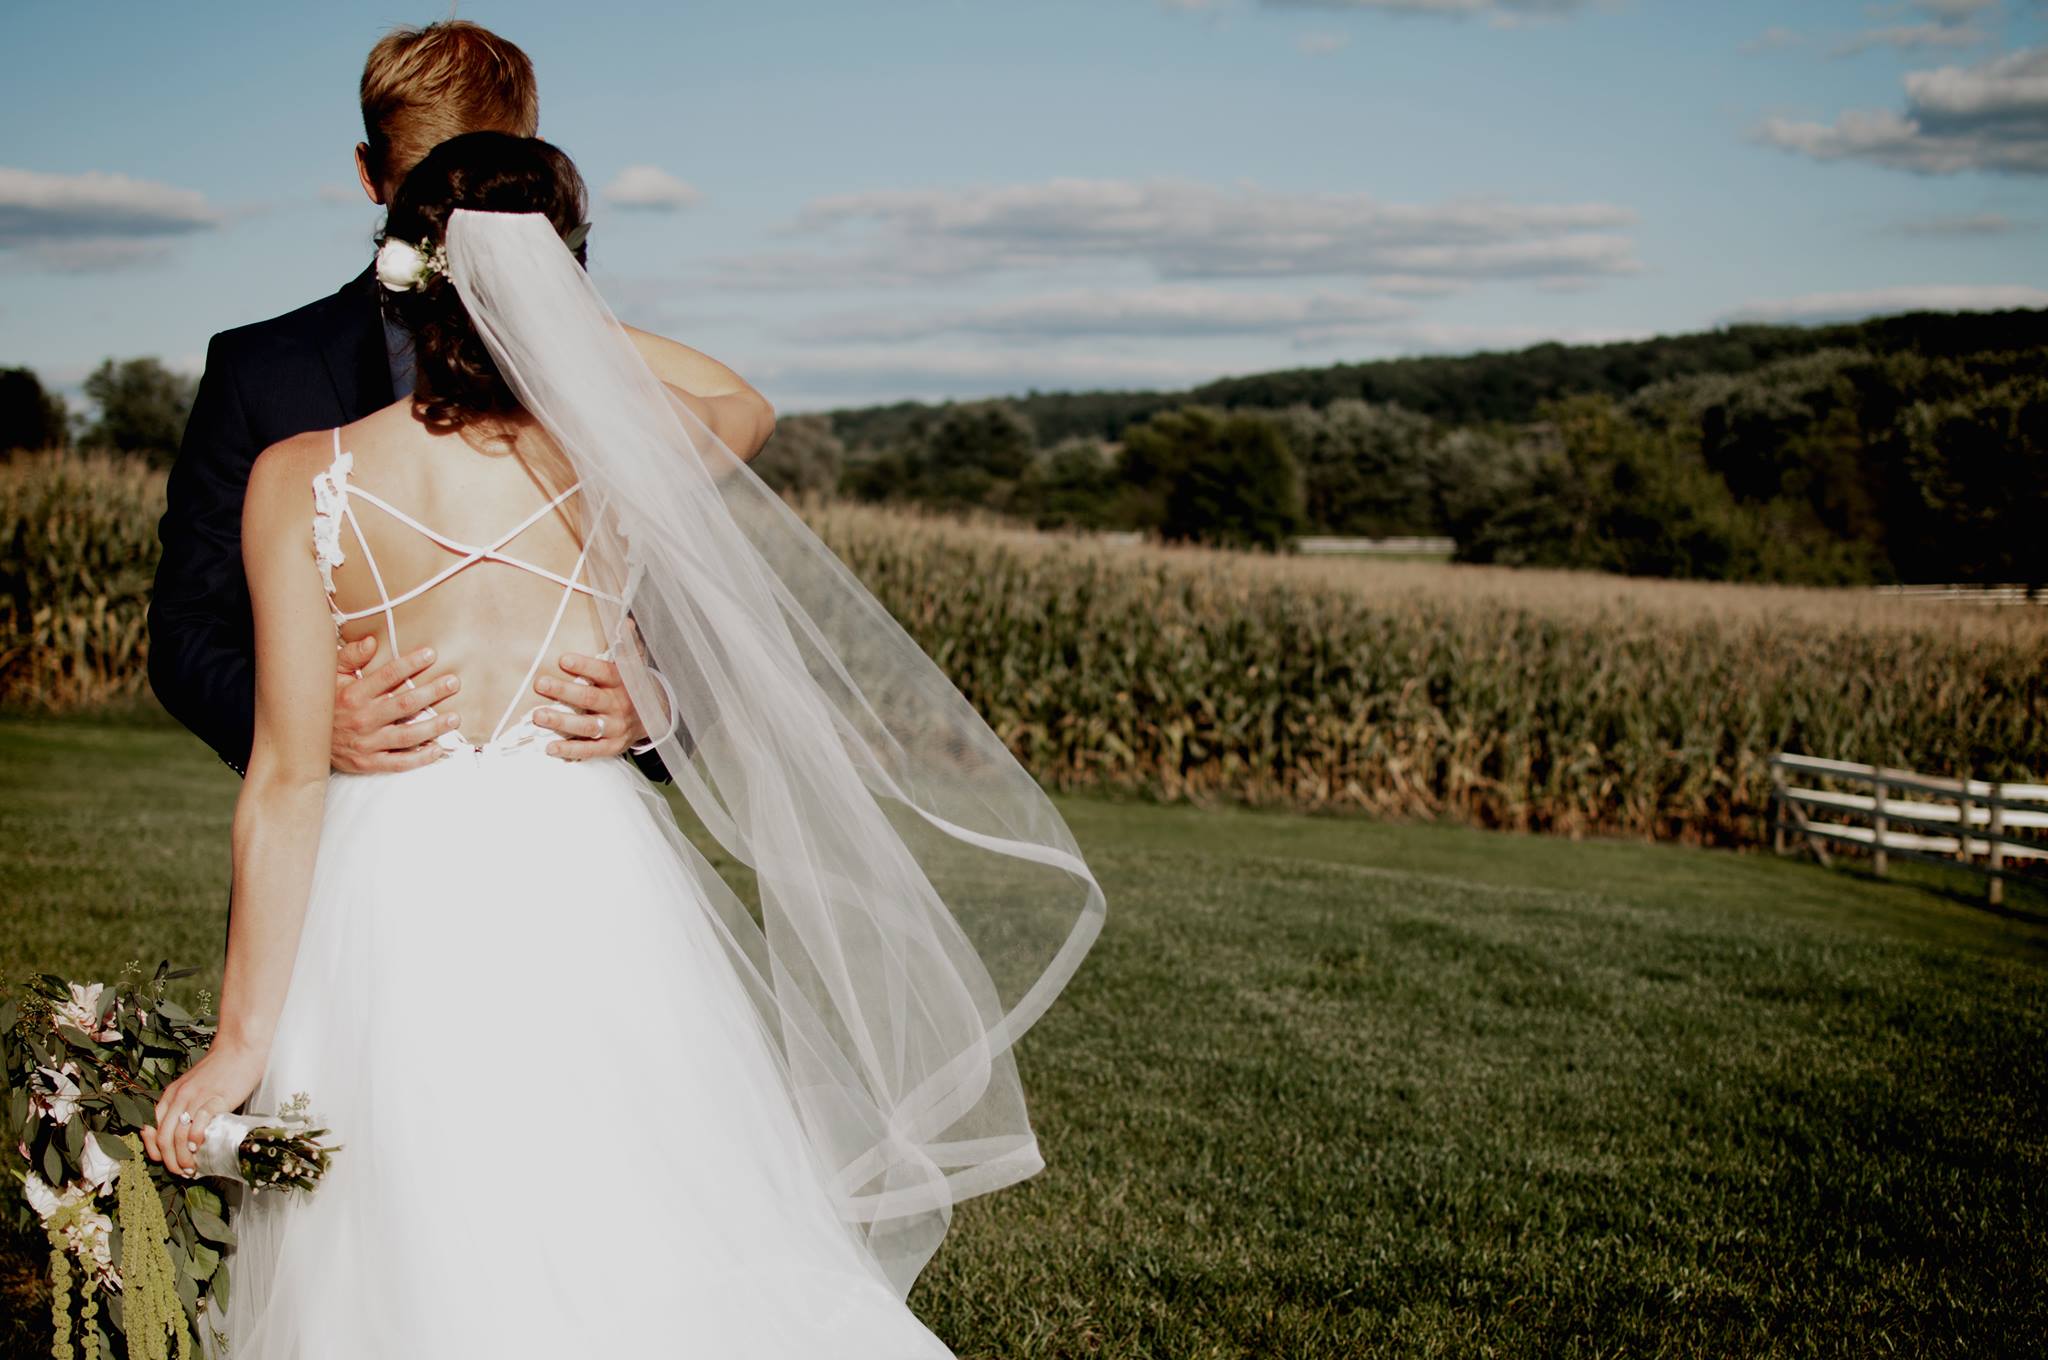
[380,131,588,431]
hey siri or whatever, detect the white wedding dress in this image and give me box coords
[218,432,957,1357]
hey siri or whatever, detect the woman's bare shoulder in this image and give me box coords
[244,426,349,533]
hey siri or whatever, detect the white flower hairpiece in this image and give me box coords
[375,235,447,292]
[376,221,590,292]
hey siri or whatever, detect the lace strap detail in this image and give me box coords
[312,431,353,598]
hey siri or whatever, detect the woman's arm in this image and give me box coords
[623,324,777,461]
[143,433,340,1176]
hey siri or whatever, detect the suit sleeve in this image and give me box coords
[148,333,261,775]
[629,743,674,785]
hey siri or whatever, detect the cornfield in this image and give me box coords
[6,451,2044,845]
[808,501,2048,846]
[1,451,161,711]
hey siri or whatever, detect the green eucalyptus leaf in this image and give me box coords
[41,1137,62,1184]
[188,1205,235,1247]
[155,1000,193,1025]
[188,1241,221,1280]
[62,1116,84,1163]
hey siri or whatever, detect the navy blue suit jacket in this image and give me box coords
[148,268,672,784]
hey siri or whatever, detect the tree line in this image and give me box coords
[9,308,2043,585]
[794,308,2048,586]
[0,360,195,462]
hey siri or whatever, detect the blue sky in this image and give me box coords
[3,0,2045,413]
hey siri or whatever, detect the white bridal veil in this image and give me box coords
[441,208,1106,1296]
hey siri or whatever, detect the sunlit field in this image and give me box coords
[4,715,2044,1358]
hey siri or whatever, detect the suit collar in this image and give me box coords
[317,265,395,422]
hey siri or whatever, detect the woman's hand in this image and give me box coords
[141,1039,268,1178]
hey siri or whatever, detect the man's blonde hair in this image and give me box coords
[359,20,538,197]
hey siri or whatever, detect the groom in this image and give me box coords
[151,20,765,780]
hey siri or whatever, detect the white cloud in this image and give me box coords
[1893,210,2019,234]
[1721,283,2048,325]
[750,345,1239,410]
[0,166,221,271]
[1741,26,1805,54]
[793,285,1417,343]
[603,165,702,212]
[1831,23,1987,56]
[1912,0,1996,21]
[1341,319,1649,353]
[717,178,1638,290]
[1261,0,1604,19]
[1298,31,1351,53]
[1755,46,2048,174]
[0,167,219,238]
[20,240,174,273]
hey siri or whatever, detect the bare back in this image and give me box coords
[314,401,608,753]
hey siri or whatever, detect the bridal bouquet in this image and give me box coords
[4,962,338,1360]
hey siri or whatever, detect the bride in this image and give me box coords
[136,131,1105,1357]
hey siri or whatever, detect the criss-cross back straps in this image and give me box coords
[321,427,616,747]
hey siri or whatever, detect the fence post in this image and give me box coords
[1772,763,1787,856]
[1872,776,1889,877]
[1989,787,2006,908]
[1959,784,1976,872]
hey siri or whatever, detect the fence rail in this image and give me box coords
[1293,535,1457,557]
[1870,584,2044,606]
[1770,752,2048,904]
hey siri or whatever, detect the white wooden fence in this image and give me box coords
[1294,535,1457,557]
[1770,753,2048,905]
[1870,584,2044,606]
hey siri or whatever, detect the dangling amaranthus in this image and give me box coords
[113,1136,193,1360]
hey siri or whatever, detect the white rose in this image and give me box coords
[21,1171,63,1222]
[81,1131,126,1193]
[376,237,428,292]
[35,1062,83,1125]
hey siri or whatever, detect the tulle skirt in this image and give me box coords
[219,742,956,1358]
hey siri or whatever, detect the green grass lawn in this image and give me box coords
[3,716,2045,1357]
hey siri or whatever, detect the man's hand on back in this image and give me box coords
[532,651,651,760]
[331,636,463,773]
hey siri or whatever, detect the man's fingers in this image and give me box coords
[536,671,627,715]
[374,674,460,726]
[349,647,438,701]
[558,652,620,682]
[337,634,379,674]
[547,737,621,761]
[368,713,461,752]
[623,617,653,663]
[537,706,632,761]
[557,653,622,687]
[534,707,605,741]
[365,742,450,773]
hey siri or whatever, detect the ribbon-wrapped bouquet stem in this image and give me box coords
[3,963,337,1359]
